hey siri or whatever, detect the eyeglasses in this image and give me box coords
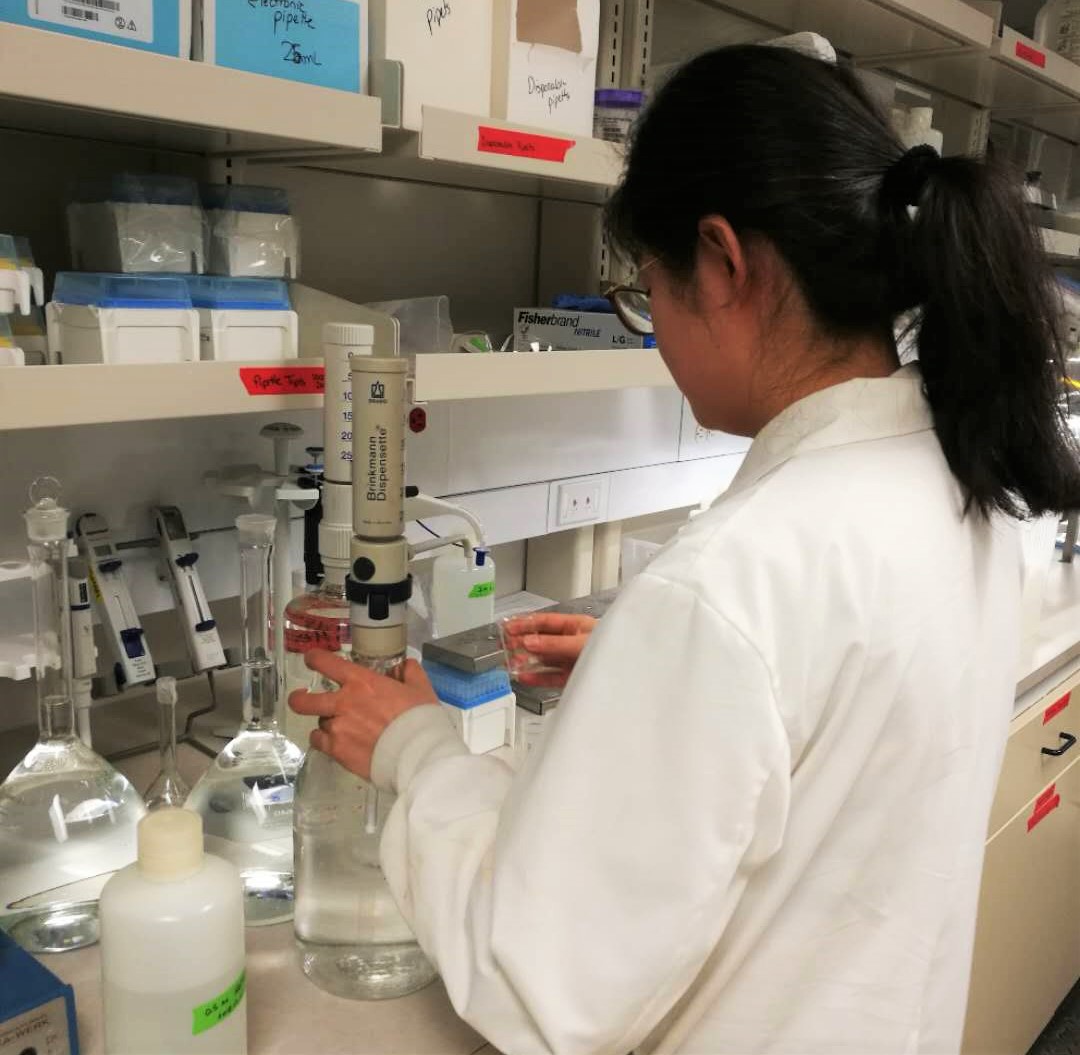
[606,285,654,337]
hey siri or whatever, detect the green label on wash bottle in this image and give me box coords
[192,970,246,1036]
[468,581,496,599]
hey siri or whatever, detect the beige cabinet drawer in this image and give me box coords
[990,675,1080,835]
[963,758,1080,1055]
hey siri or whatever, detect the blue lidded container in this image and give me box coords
[184,276,291,311]
[52,273,193,310]
[423,661,512,710]
[201,185,292,215]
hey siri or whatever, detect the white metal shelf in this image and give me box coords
[1043,227,1080,260]
[411,350,674,401]
[0,351,674,429]
[0,361,324,430]
[0,23,383,156]
[989,29,1080,144]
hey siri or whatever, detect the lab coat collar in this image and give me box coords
[728,364,932,496]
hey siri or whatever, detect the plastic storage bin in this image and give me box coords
[492,0,601,136]
[194,0,367,92]
[47,273,199,365]
[0,0,191,56]
[68,174,206,275]
[185,276,298,361]
[202,185,300,279]
[370,0,493,131]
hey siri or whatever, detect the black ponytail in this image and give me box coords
[606,44,1080,519]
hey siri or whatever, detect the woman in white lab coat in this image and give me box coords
[290,44,1080,1055]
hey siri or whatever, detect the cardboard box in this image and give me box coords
[513,307,644,350]
[4,0,191,56]
[370,0,493,130]
[195,0,368,93]
[492,0,600,136]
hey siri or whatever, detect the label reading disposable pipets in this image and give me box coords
[30,0,154,42]
[192,970,246,1036]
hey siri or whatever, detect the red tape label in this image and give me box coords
[239,366,325,396]
[1044,692,1071,724]
[477,126,576,164]
[1016,40,1047,68]
[1028,786,1061,832]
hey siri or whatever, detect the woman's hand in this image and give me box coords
[502,612,598,688]
[288,650,439,780]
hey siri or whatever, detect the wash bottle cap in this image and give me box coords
[137,808,204,880]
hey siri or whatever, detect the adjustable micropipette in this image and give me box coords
[75,513,154,689]
[154,505,227,674]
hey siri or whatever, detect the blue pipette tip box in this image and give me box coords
[423,661,512,710]
[0,929,80,1054]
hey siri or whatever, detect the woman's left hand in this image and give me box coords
[288,650,439,781]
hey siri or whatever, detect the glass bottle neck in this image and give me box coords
[158,698,179,775]
[38,695,77,743]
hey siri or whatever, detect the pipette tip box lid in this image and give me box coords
[53,272,193,309]
[423,661,511,709]
[185,276,291,311]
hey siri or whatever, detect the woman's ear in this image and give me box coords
[697,216,747,306]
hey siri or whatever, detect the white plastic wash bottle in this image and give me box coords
[99,808,247,1055]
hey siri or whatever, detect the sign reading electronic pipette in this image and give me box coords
[238,366,325,396]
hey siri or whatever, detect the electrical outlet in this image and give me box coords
[553,476,610,528]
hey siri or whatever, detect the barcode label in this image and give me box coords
[29,0,153,42]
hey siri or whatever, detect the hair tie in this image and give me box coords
[881,144,941,211]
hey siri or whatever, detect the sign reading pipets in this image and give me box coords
[199,0,368,93]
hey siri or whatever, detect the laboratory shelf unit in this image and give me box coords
[0,23,383,156]
[1043,227,1080,261]
[414,107,623,189]
[0,352,675,429]
[989,28,1080,144]
[0,361,324,430]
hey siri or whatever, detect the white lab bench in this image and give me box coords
[11,691,489,1055]
[11,559,1080,1055]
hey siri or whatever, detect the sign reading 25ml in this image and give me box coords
[212,0,364,93]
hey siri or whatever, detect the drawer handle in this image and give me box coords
[1042,732,1077,757]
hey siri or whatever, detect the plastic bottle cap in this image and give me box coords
[323,322,374,348]
[235,513,276,546]
[137,808,204,880]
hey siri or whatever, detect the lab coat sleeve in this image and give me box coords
[374,573,791,1055]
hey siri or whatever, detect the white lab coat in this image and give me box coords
[372,365,1022,1055]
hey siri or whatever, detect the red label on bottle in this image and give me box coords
[477,126,576,164]
[1044,692,1071,724]
[284,624,348,653]
[239,366,326,396]
[1015,40,1047,68]
[1028,784,1061,831]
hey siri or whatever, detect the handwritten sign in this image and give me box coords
[477,126,576,164]
[239,366,325,396]
[214,0,362,92]
[1015,40,1047,68]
